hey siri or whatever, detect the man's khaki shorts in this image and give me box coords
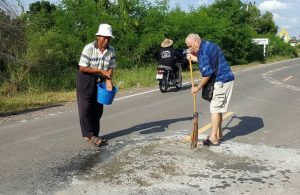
[210,80,234,113]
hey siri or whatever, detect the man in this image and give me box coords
[76,23,116,146]
[159,38,182,81]
[185,33,234,146]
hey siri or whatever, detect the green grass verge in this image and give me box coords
[0,91,76,113]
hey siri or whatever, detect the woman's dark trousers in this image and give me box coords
[76,71,103,137]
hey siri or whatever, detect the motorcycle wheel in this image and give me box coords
[159,80,168,93]
[175,75,182,89]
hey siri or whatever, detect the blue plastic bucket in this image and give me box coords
[97,82,118,105]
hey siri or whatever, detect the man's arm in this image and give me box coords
[191,76,210,94]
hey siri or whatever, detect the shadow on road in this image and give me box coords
[104,116,193,140]
[223,115,264,141]
[166,84,191,93]
[0,104,63,117]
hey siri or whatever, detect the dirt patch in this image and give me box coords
[55,131,300,195]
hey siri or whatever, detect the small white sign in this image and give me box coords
[252,38,269,56]
[252,38,269,45]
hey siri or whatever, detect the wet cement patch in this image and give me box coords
[55,130,300,195]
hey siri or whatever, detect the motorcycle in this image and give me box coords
[156,64,182,93]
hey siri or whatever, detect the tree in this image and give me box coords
[256,11,277,34]
[0,1,26,95]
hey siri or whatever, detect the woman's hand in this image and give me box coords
[101,70,111,79]
[106,82,113,91]
[105,78,113,91]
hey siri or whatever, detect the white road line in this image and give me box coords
[114,80,195,101]
[262,66,300,92]
[283,76,293,81]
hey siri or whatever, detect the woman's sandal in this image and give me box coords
[207,135,224,142]
[199,138,220,146]
[85,136,108,146]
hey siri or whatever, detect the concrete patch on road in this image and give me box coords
[56,130,300,195]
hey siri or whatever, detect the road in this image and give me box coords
[0,58,300,194]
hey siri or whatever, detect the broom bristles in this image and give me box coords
[191,112,198,148]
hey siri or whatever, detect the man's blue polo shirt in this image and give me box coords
[197,40,234,83]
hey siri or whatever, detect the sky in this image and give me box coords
[21,0,300,38]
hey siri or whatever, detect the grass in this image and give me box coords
[0,91,76,113]
[0,55,298,114]
[114,65,158,90]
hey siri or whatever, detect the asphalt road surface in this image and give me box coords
[1,58,300,195]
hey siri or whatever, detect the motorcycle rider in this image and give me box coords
[159,38,182,82]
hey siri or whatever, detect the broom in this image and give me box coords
[189,58,198,148]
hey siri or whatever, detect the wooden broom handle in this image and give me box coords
[189,59,197,113]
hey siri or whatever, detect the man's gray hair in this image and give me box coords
[185,33,201,43]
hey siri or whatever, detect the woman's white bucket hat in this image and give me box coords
[95,24,114,38]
